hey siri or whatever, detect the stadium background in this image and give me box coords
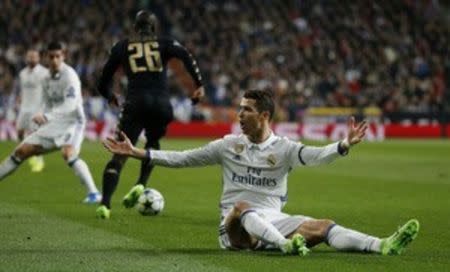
[0,0,449,140]
[0,1,449,271]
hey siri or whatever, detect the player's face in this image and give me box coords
[238,98,266,135]
[25,50,40,67]
[47,49,64,72]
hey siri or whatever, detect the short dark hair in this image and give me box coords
[134,10,157,34]
[47,41,64,51]
[243,89,275,120]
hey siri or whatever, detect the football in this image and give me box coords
[136,188,165,215]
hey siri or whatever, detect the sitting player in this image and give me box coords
[103,89,419,256]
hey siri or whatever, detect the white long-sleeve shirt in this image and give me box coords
[18,64,48,114]
[42,62,85,123]
[35,63,85,138]
[150,132,347,211]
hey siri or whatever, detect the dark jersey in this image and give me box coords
[98,35,203,100]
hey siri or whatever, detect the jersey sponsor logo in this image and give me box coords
[267,154,277,167]
[231,172,277,187]
[233,144,244,153]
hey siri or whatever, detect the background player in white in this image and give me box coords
[103,89,419,256]
[0,41,101,204]
[16,49,48,172]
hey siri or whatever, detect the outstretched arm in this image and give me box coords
[103,131,222,167]
[291,116,368,166]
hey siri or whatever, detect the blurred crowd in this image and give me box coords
[0,0,449,122]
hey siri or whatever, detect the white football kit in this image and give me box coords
[148,132,347,249]
[24,62,86,153]
[16,64,48,131]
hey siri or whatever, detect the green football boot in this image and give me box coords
[122,184,145,208]
[282,234,310,256]
[96,205,111,219]
[381,219,420,255]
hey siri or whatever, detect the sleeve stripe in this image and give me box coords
[298,146,306,165]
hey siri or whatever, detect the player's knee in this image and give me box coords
[104,159,124,175]
[14,146,32,160]
[61,152,72,162]
[318,219,335,238]
[233,201,251,213]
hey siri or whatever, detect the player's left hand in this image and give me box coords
[32,113,47,125]
[190,86,205,105]
[344,116,368,147]
[103,131,134,156]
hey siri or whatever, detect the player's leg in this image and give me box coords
[223,201,308,255]
[290,218,419,254]
[100,111,143,214]
[122,125,167,208]
[290,219,382,252]
[16,112,43,172]
[0,143,44,180]
[135,106,173,187]
[123,107,172,208]
[61,145,100,204]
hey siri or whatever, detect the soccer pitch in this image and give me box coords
[0,139,449,271]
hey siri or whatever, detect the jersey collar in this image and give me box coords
[243,131,277,151]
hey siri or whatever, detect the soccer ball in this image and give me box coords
[136,188,164,216]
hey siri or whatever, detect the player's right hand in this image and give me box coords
[32,113,47,125]
[103,131,134,156]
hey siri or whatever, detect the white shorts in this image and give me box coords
[23,122,85,154]
[16,112,38,131]
[218,208,313,250]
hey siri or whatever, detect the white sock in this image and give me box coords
[69,158,98,194]
[240,210,289,249]
[0,156,22,180]
[327,225,381,253]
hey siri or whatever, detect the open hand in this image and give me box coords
[345,116,368,146]
[103,131,134,156]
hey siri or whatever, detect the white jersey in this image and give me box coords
[34,62,85,138]
[18,64,48,113]
[42,62,85,123]
[149,132,346,211]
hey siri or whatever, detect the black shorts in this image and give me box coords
[117,95,174,144]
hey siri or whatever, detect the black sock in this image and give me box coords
[136,140,160,186]
[101,160,123,208]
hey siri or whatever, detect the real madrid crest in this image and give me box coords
[267,154,276,167]
[234,144,244,154]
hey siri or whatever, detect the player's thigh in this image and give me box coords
[20,133,56,158]
[117,111,144,145]
[55,123,85,160]
[223,208,258,250]
[14,143,45,160]
[290,219,335,247]
[143,109,174,142]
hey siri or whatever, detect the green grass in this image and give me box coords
[0,139,449,271]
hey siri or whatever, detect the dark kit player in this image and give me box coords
[96,10,204,219]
